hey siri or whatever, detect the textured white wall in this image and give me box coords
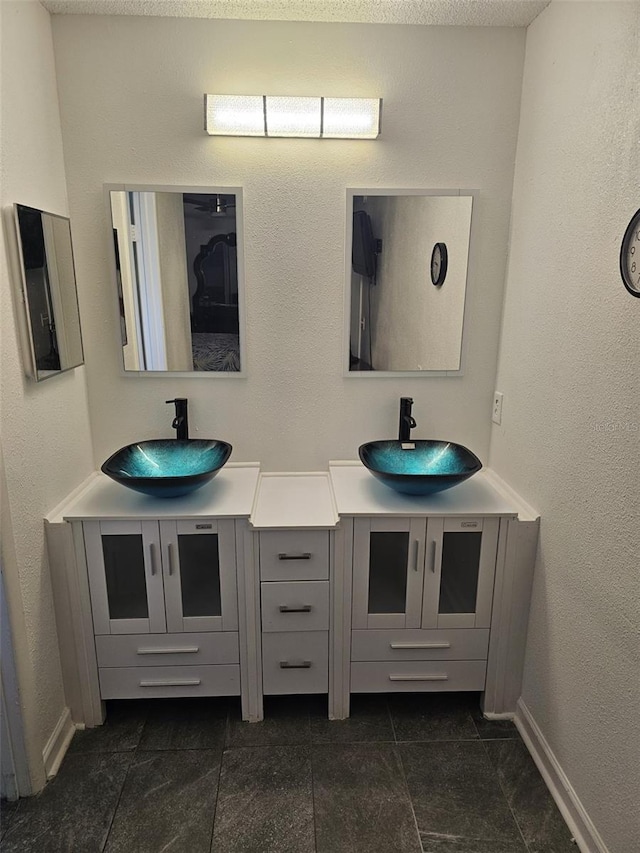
[0,0,95,790]
[369,195,471,370]
[51,16,525,470]
[490,3,640,851]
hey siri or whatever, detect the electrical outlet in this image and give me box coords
[492,391,504,425]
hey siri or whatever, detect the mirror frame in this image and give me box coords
[104,183,247,378]
[344,188,477,377]
[13,204,84,382]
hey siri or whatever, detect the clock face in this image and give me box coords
[431,242,448,286]
[620,208,640,297]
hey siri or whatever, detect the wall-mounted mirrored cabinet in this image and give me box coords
[346,190,474,375]
[14,204,84,381]
[107,186,245,374]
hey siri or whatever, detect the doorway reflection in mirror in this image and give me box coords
[109,190,241,373]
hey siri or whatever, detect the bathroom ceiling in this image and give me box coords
[40,0,552,28]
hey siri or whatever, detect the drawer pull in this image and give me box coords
[278,604,312,613]
[389,642,451,650]
[139,678,202,687]
[389,673,449,682]
[430,540,437,573]
[278,552,312,561]
[168,542,176,576]
[137,646,200,655]
[279,660,312,669]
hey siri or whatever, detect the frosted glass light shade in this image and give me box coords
[322,98,381,139]
[265,96,321,137]
[205,94,265,136]
[204,95,381,139]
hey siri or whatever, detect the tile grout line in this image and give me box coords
[387,695,424,853]
[207,700,230,853]
[309,706,320,853]
[100,705,149,852]
[479,737,532,853]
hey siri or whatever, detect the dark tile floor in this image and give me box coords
[0,693,577,853]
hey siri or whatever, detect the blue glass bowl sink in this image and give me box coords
[101,439,232,498]
[358,440,482,496]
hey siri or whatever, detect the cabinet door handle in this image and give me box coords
[388,674,449,682]
[149,543,158,576]
[413,539,419,572]
[139,678,201,687]
[168,542,176,576]
[430,540,437,573]
[278,552,312,561]
[279,660,312,669]
[278,604,312,613]
[389,642,451,650]
[137,646,199,655]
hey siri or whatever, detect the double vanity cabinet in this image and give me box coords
[45,462,538,728]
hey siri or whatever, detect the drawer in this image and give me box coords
[99,664,240,699]
[350,660,487,693]
[260,531,329,581]
[262,631,328,695]
[261,581,329,632]
[95,632,239,668]
[351,629,489,662]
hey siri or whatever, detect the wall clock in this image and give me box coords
[431,242,448,287]
[620,208,640,297]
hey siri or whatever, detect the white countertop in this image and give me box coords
[47,461,538,525]
[250,473,339,529]
[47,463,261,523]
[328,462,537,519]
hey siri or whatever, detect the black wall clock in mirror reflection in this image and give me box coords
[431,241,448,287]
[620,208,640,297]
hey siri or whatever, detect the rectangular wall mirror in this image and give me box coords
[107,185,245,374]
[346,189,474,374]
[14,204,84,381]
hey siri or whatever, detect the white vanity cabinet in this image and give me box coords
[45,465,260,722]
[259,530,330,695]
[84,518,240,699]
[350,515,498,693]
[328,463,540,718]
[250,474,339,709]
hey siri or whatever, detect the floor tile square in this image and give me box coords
[104,749,220,853]
[226,695,311,747]
[485,739,577,853]
[389,692,479,742]
[420,833,528,852]
[67,699,148,754]
[138,696,228,751]
[311,694,394,743]
[313,742,422,853]
[1,753,131,853]
[400,740,522,844]
[212,745,314,853]
[0,798,20,841]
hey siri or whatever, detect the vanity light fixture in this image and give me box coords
[204,95,382,139]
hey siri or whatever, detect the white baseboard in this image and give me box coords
[515,699,609,853]
[482,711,515,720]
[42,706,75,779]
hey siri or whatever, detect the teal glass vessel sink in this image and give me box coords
[101,439,232,498]
[359,440,482,496]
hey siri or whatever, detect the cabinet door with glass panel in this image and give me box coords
[84,518,238,635]
[352,516,498,630]
[422,517,499,629]
[159,519,237,632]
